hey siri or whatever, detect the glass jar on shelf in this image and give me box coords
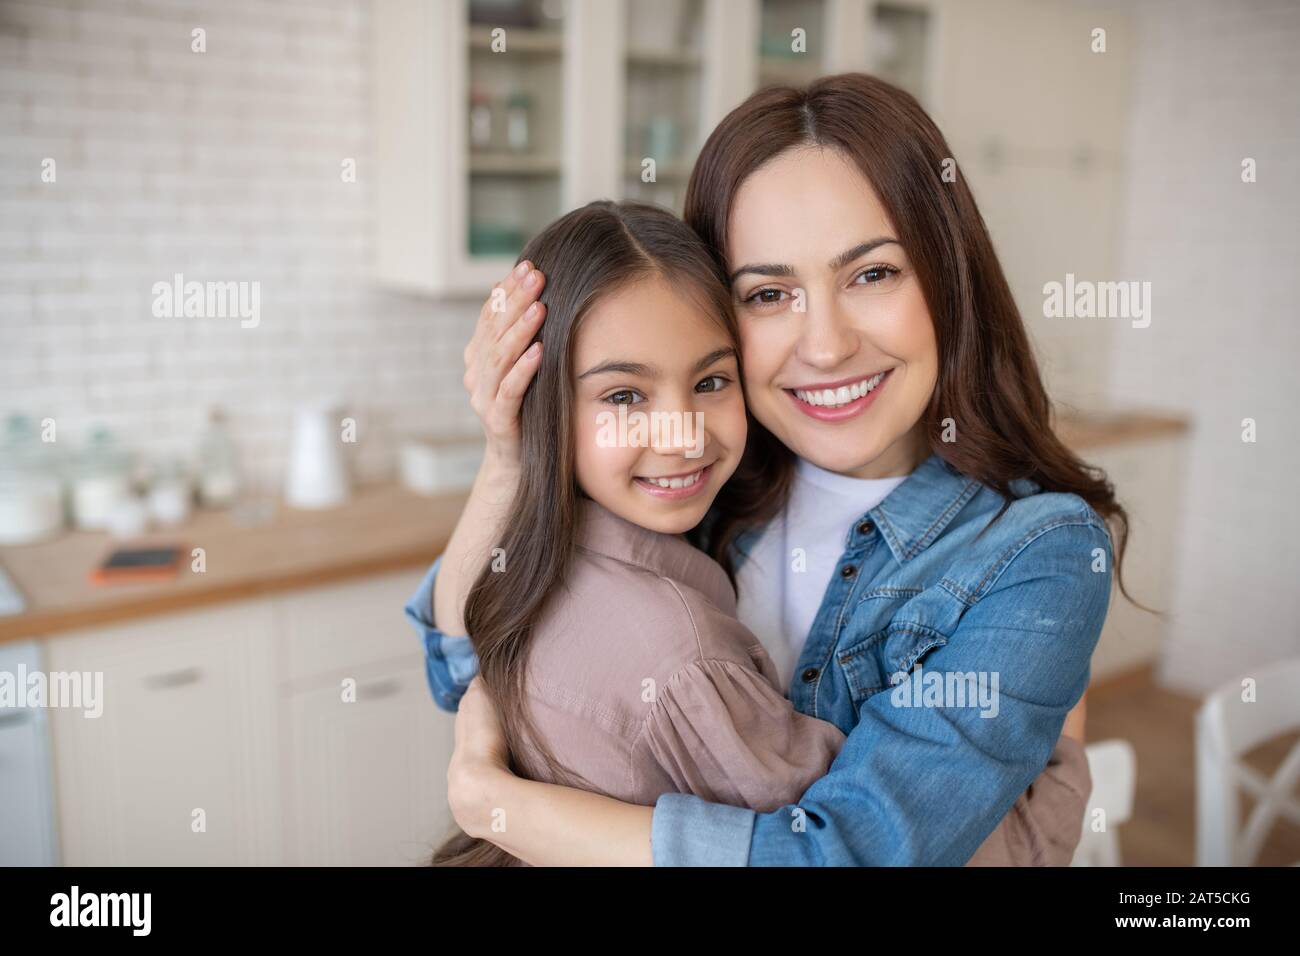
[469,89,495,152]
[504,92,532,153]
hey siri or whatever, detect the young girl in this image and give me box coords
[428,200,1088,867]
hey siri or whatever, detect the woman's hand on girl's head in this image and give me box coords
[447,677,513,838]
[464,262,548,470]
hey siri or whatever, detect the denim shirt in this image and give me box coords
[404,452,1113,865]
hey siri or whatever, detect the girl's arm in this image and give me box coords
[448,678,653,866]
[431,262,546,636]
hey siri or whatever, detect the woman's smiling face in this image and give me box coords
[726,146,938,479]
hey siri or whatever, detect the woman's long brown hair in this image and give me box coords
[432,201,737,866]
[685,73,1141,607]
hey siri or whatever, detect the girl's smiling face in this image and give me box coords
[726,147,938,479]
[572,275,747,535]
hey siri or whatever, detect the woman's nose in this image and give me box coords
[795,299,859,370]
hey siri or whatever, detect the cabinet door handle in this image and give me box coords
[359,678,401,700]
[0,710,31,727]
[143,666,202,690]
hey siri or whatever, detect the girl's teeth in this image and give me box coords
[795,372,885,407]
[646,469,702,489]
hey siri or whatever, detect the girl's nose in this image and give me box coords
[648,402,707,459]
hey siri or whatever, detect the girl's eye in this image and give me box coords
[604,389,642,406]
[853,264,900,286]
[695,374,730,394]
[744,287,788,307]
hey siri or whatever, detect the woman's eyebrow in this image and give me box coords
[728,262,794,284]
[828,237,900,272]
[691,346,737,375]
[728,237,899,284]
[577,359,656,380]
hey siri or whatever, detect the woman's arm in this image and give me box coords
[429,261,546,635]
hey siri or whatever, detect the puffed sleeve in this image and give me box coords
[966,734,1092,866]
[631,658,846,813]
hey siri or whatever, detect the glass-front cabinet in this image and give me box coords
[373,0,936,296]
[465,2,566,259]
[621,0,705,214]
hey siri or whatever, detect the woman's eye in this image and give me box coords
[604,389,642,406]
[854,264,900,285]
[745,288,787,306]
[695,375,729,394]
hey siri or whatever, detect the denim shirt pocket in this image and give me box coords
[836,588,952,706]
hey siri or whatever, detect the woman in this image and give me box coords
[409,74,1129,865]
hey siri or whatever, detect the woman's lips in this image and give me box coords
[633,464,713,500]
[785,368,893,422]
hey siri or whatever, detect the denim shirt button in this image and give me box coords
[840,564,857,578]
[800,667,819,683]
[857,520,874,535]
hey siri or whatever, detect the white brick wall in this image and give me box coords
[0,0,479,489]
[1112,0,1300,693]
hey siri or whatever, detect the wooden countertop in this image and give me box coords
[0,484,468,644]
[0,408,1190,643]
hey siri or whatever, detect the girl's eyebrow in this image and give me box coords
[728,237,900,284]
[577,347,736,382]
[578,360,655,380]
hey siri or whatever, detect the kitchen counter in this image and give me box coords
[0,408,1190,644]
[0,484,468,643]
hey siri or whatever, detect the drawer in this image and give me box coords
[276,569,428,685]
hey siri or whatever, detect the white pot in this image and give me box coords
[284,405,351,510]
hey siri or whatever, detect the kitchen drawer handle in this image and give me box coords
[0,710,31,727]
[359,678,401,700]
[143,666,203,690]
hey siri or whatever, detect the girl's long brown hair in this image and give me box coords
[685,73,1140,606]
[432,201,737,866]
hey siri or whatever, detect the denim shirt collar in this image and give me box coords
[867,452,983,564]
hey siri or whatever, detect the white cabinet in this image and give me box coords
[277,572,456,865]
[282,667,453,866]
[0,641,60,865]
[45,602,281,866]
[42,568,455,866]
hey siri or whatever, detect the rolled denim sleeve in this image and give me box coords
[403,556,480,712]
[653,794,755,866]
[651,520,1112,866]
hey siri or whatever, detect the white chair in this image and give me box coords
[1071,739,1137,866]
[1196,656,1300,866]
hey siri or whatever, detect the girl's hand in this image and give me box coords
[464,261,548,469]
[447,677,513,838]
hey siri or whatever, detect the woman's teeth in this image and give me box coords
[793,371,886,407]
[641,469,705,489]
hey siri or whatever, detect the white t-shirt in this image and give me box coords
[735,458,909,692]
